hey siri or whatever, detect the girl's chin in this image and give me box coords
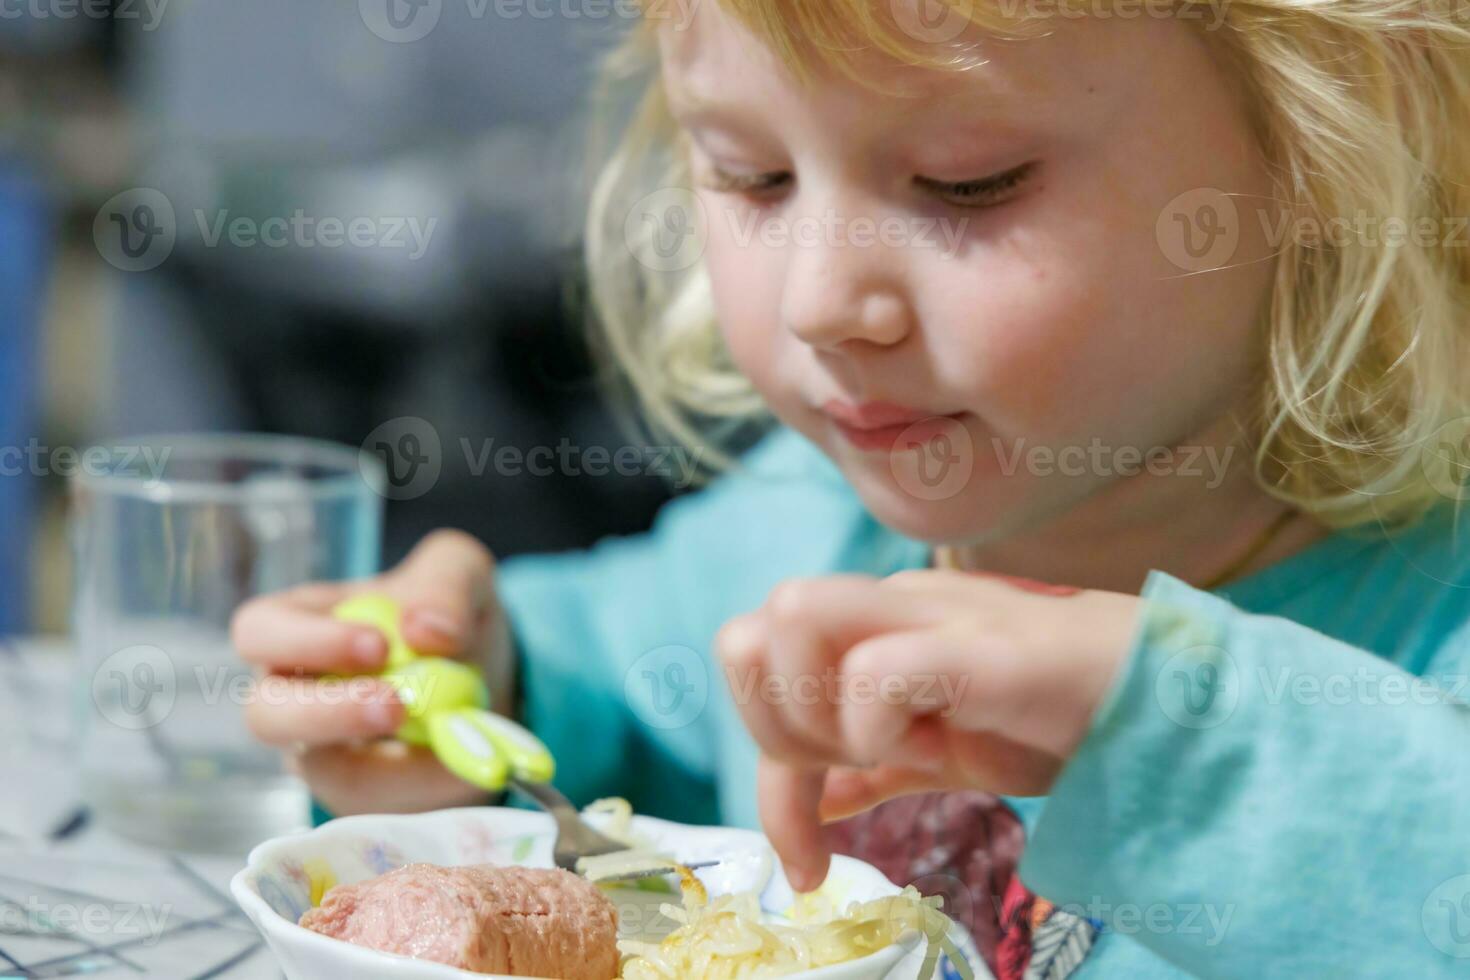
[842,463,1014,545]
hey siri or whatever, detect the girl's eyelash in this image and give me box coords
[917,161,1039,206]
[698,160,1039,205]
[702,168,792,196]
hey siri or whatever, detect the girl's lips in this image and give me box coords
[821,400,944,429]
[821,401,967,452]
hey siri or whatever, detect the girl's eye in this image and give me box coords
[701,167,792,198]
[917,161,1039,207]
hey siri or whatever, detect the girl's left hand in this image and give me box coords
[715,568,1142,892]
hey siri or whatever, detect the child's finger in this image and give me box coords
[232,593,389,674]
[832,628,974,764]
[717,613,848,768]
[757,756,832,894]
[295,741,489,815]
[244,676,404,747]
[390,530,497,656]
[839,627,1080,769]
[817,765,953,823]
[760,577,935,751]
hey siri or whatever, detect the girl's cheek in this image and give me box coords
[914,244,1110,429]
[706,231,796,399]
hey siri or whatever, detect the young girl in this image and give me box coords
[233,1,1470,976]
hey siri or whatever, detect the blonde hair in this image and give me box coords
[583,0,1470,527]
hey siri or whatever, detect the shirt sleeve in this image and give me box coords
[495,496,722,826]
[1020,570,1470,977]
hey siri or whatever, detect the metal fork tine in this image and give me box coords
[592,860,721,884]
[508,779,629,871]
[507,779,720,881]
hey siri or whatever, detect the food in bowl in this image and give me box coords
[234,804,975,980]
[583,797,971,980]
[300,864,619,979]
[617,878,962,979]
[300,857,969,980]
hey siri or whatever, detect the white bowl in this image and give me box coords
[230,806,932,980]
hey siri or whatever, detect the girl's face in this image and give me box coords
[658,6,1279,544]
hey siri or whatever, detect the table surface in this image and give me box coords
[1,637,282,979]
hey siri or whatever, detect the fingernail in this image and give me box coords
[352,630,387,666]
[409,608,465,644]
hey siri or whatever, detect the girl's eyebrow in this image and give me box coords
[668,90,752,127]
[666,70,1049,160]
[666,93,780,144]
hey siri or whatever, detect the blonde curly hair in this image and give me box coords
[582,0,1470,529]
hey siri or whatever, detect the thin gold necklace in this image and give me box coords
[933,507,1301,590]
[1199,507,1300,590]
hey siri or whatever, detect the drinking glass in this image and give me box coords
[71,434,384,853]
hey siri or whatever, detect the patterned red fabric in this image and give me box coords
[823,791,1039,978]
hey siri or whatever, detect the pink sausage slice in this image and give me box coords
[300,864,619,979]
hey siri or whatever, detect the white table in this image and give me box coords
[0,637,282,979]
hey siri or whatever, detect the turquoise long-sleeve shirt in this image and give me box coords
[498,427,1470,978]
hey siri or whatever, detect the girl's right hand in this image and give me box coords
[230,529,514,816]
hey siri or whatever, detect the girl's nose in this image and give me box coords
[780,232,914,351]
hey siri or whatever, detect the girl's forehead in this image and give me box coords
[653,0,1078,83]
[655,2,1127,125]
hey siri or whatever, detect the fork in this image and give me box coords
[508,778,717,881]
[508,778,628,871]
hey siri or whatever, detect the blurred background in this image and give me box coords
[1,0,689,636]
